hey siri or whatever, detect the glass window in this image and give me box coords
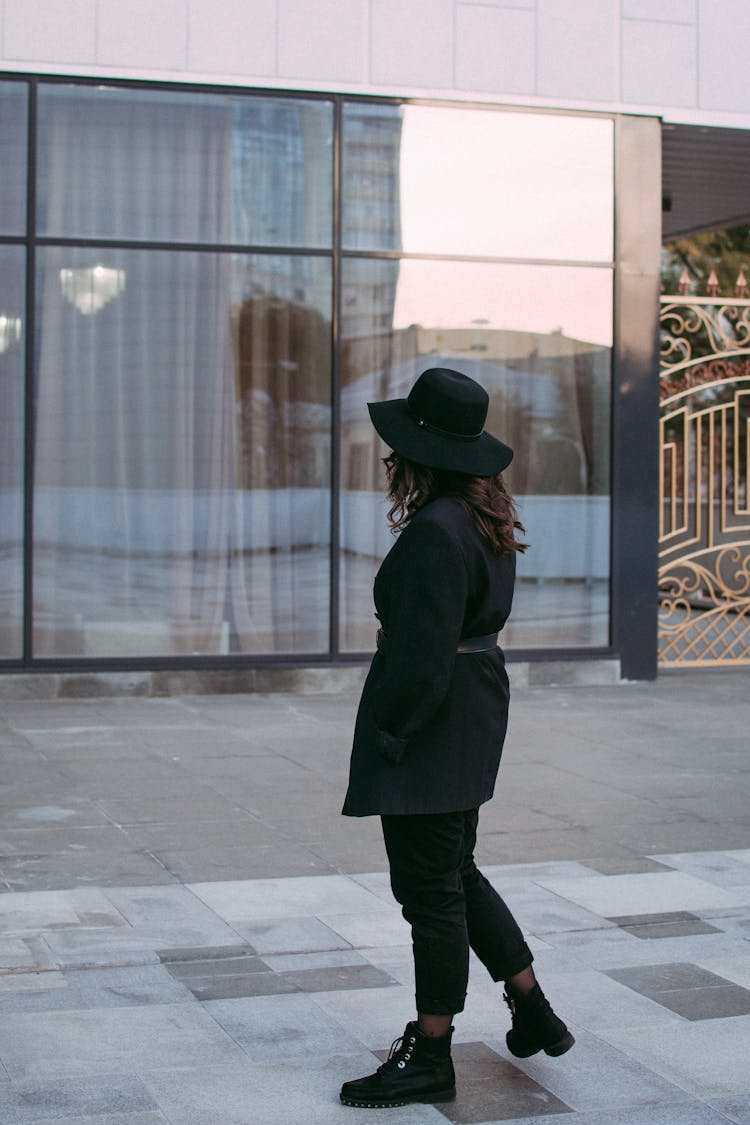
[343,103,613,262]
[33,248,331,657]
[339,257,611,651]
[37,86,333,247]
[0,82,28,235]
[0,247,25,657]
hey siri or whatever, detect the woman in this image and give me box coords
[341,367,573,1110]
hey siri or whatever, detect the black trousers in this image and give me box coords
[381,809,533,1015]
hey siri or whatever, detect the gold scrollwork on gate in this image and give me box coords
[659,296,750,666]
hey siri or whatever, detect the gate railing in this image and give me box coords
[658,295,750,666]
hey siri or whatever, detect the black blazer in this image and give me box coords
[342,495,515,817]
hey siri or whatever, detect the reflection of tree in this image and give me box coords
[662,224,750,299]
[232,295,331,488]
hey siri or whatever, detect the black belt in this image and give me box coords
[376,627,498,655]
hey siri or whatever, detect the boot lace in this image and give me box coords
[378,1029,418,1073]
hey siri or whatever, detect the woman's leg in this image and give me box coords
[381,811,471,1021]
[459,809,534,982]
[459,809,574,1058]
[340,811,464,1109]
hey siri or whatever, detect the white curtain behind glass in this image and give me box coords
[33,92,330,656]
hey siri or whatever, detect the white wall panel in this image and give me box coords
[277,0,368,83]
[455,4,535,94]
[622,19,696,107]
[188,0,276,76]
[623,0,696,20]
[537,0,619,103]
[1,1,750,129]
[4,0,96,64]
[698,0,750,114]
[97,0,188,70]
[371,0,453,89]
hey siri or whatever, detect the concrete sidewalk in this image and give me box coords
[0,669,749,1123]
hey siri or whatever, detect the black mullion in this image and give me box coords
[22,77,37,666]
[34,236,332,257]
[329,97,342,659]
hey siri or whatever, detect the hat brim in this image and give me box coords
[368,399,513,476]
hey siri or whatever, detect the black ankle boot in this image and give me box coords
[504,983,575,1058]
[340,1021,456,1109]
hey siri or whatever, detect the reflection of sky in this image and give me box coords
[392,259,613,347]
[398,106,613,262]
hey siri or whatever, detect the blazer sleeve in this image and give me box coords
[373,516,468,760]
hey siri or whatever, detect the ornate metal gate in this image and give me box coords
[659,295,750,665]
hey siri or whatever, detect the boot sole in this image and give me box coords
[507,1030,575,1059]
[340,1087,456,1109]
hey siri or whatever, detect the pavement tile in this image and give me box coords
[1,676,750,1123]
[0,1073,157,1123]
[142,1057,440,1125]
[100,886,241,948]
[604,1016,750,1098]
[488,1026,692,1113]
[202,992,369,1060]
[263,949,367,972]
[0,1004,247,1081]
[227,916,352,954]
[537,872,746,917]
[0,965,193,1014]
[706,1098,750,1124]
[278,963,397,994]
[433,1042,571,1123]
[484,1105,736,1124]
[0,890,125,936]
[26,1114,169,1124]
[652,850,750,889]
[318,909,411,948]
[188,874,392,922]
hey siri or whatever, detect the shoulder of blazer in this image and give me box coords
[407,496,475,553]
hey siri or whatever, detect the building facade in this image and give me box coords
[1,1,748,684]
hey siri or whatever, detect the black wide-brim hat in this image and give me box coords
[368,367,513,476]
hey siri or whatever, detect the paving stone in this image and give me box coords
[0,890,125,936]
[0,1073,158,1123]
[317,909,410,949]
[0,1005,247,1080]
[608,911,722,939]
[650,983,750,1021]
[157,945,256,963]
[26,1114,168,1124]
[188,874,391,922]
[164,955,270,980]
[581,857,676,875]
[218,915,354,958]
[202,993,369,1060]
[142,1056,438,1124]
[490,1026,693,1113]
[0,965,194,1014]
[538,872,746,917]
[605,1017,750,1098]
[278,963,397,994]
[605,961,735,994]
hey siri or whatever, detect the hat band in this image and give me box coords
[408,404,483,443]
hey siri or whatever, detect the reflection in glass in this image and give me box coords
[34,249,331,657]
[343,103,613,262]
[340,258,611,651]
[0,82,28,235]
[0,247,25,656]
[37,86,333,247]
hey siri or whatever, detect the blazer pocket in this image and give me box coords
[376,727,409,765]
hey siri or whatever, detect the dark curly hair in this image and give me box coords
[383,452,528,557]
